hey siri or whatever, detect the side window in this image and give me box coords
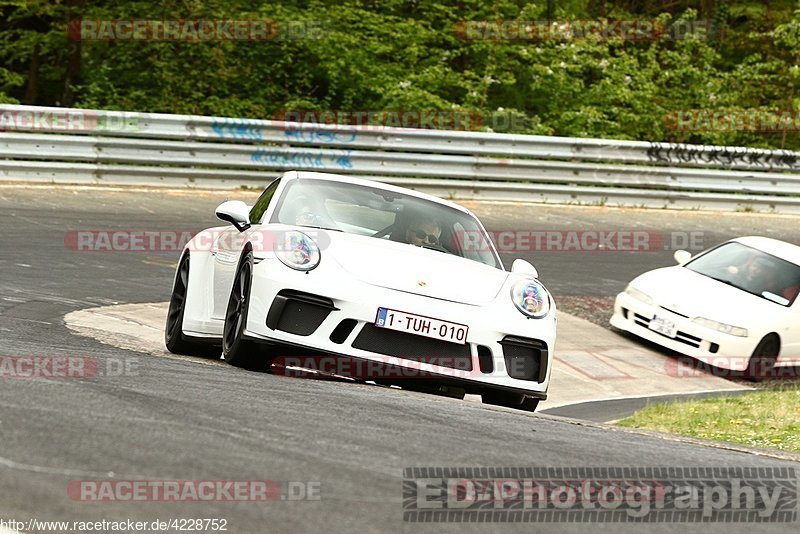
[249,178,281,224]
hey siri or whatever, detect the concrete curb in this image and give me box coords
[63,302,750,416]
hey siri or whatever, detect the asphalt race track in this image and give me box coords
[2,184,800,533]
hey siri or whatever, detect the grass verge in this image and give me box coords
[617,385,800,453]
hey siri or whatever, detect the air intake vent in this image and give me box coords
[499,336,548,382]
[330,319,358,344]
[266,290,337,336]
[477,345,494,374]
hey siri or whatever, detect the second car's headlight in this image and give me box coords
[275,230,320,271]
[511,279,551,318]
[624,285,655,306]
[692,317,748,337]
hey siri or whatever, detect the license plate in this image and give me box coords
[649,315,677,338]
[375,307,468,345]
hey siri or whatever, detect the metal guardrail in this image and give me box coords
[2,104,800,212]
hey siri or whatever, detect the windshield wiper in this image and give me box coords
[705,275,769,300]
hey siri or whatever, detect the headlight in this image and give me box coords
[692,317,748,337]
[510,279,551,318]
[275,231,320,271]
[624,285,654,306]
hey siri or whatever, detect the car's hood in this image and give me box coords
[631,266,782,324]
[324,231,508,305]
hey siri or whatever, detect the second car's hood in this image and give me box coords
[630,266,783,323]
[323,231,508,305]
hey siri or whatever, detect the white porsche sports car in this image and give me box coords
[165,171,556,411]
[610,236,800,379]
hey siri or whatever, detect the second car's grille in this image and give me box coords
[633,313,702,348]
[351,324,472,371]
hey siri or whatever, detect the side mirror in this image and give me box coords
[511,258,538,278]
[215,201,251,232]
[673,250,691,265]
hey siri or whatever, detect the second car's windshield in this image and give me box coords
[270,178,501,269]
[685,242,800,306]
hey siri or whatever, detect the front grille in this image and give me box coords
[633,312,650,328]
[633,313,702,348]
[499,336,548,382]
[351,324,472,371]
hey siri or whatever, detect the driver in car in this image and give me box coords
[405,216,442,247]
[288,195,325,227]
[731,255,780,294]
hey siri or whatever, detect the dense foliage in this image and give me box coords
[2,1,799,149]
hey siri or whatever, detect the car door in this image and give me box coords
[210,226,248,320]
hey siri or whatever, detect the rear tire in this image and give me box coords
[165,253,220,357]
[744,334,779,382]
[222,251,266,370]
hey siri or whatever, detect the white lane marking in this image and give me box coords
[1,316,53,326]
[0,454,115,478]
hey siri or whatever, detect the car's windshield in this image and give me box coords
[685,242,800,306]
[270,178,501,269]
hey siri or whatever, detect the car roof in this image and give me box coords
[732,236,800,266]
[284,171,472,215]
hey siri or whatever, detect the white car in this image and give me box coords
[165,171,556,411]
[610,236,800,379]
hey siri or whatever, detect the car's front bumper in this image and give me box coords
[243,258,556,397]
[610,292,756,371]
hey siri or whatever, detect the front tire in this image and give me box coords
[744,334,779,382]
[222,251,263,370]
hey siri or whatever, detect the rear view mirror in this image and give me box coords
[673,250,691,265]
[215,201,251,232]
[511,259,539,278]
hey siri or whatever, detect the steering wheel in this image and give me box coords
[371,223,395,239]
